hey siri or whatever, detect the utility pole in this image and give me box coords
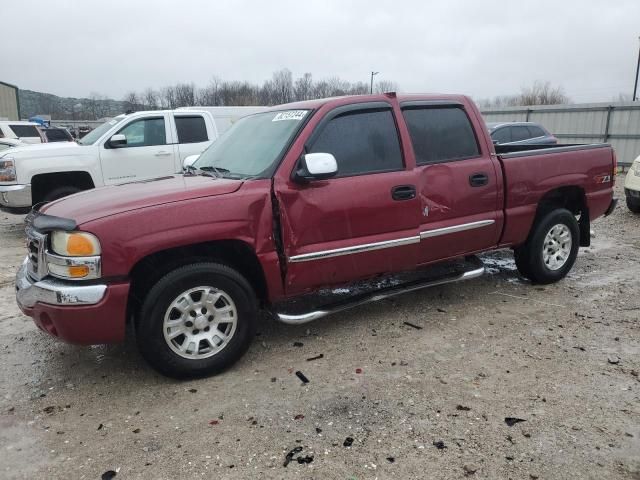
[370,71,379,94]
[634,36,640,101]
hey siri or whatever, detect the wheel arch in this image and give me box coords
[128,239,269,320]
[534,186,590,247]
[31,171,95,204]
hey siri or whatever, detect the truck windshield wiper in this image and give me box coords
[199,166,231,178]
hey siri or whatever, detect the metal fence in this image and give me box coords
[481,102,640,167]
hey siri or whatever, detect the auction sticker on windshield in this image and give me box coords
[272,110,308,122]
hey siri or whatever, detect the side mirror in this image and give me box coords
[294,153,338,183]
[492,139,499,145]
[109,134,127,148]
[183,154,200,171]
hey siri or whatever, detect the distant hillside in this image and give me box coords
[18,89,128,120]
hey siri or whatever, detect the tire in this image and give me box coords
[513,208,579,284]
[42,186,81,203]
[136,262,258,379]
[513,246,533,280]
[626,197,640,213]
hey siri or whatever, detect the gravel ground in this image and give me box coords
[0,178,638,480]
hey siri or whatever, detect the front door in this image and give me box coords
[99,114,177,185]
[400,103,501,265]
[275,104,421,295]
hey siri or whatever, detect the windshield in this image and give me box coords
[78,115,126,145]
[194,109,310,179]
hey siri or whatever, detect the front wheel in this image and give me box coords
[626,196,640,213]
[514,208,579,284]
[136,262,258,379]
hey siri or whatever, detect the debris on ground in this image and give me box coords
[293,342,304,347]
[294,414,304,420]
[295,371,310,384]
[315,427,322,434]
[283,446,303,467]
[355,368,363,374]
[386,457,395,463]
[433,440,447,449]
[504,417,526,427]
[297,455,314,464]
[403,321,423,330]
[463,464,478,476]
[43,406,56,414]
[343,437,354,447]
[188,388,197,393]
[209,420,220,426]
[456,405,471,411]
[306,354,324,361]
[608,355,620,365]
[101,470,117,480]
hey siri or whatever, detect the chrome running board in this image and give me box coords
[275,256,485,325]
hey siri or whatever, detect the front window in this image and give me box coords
[78,115,126,145]
[194,110,309,179]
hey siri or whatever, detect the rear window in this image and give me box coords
[175,116,208,144]
[10,125,40,138]
[402,107,479,165]
[45,129,71,142]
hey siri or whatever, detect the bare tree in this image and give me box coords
[175,83,196,107]
[374,80,399,94]
[198,77,222,106]
[123,91,140,111]
[517,81,569,105]
[294,73,314,101]
[160,86,177,109]
[143,88,159,110]
[270,69,294,104]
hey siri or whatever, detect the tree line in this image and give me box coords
[122,69,399,111]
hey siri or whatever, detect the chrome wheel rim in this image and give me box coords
[542,224,572,271]
[163,286,237,360]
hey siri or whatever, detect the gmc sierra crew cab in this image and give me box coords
[15,93,617,378]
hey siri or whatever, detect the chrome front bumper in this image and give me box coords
[15,259,107,308]
[0,184,31,208]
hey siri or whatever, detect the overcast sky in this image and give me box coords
[3,0,639,103]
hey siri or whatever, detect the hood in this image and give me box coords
[42,175,243,225]
[2,141,82,158]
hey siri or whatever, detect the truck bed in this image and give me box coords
[495,142,610,157]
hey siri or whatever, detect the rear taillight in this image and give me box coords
[612,150,617,177]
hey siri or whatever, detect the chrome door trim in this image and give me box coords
[288,235,420,263]
[420,219,495,239]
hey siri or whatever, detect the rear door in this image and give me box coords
[400,101,501,265]
[276,103,421,294]
[171,113,216,166]
[99,114,177,185]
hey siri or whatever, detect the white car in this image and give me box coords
[0,108,260,211]
[624,154,640,213]
[0,121,44,144]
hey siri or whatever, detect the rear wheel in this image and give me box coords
[136,262,258,379]
[514,208,579,284]
[626,196,640,213]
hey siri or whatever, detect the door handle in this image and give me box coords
[391,185,416,201]
[469,173,489,187]
[155,151,171,157]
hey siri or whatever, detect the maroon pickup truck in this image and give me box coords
[15,93,617,378]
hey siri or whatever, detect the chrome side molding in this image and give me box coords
[288,235,420,263]
[276,257,486,325]
[420,219,495,239]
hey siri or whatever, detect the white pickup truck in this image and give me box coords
[0,107,266,212]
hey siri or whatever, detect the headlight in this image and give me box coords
[0,156,16,182]
[47,231,101,280]
[51,231,101,256]
[634,162,640,177]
